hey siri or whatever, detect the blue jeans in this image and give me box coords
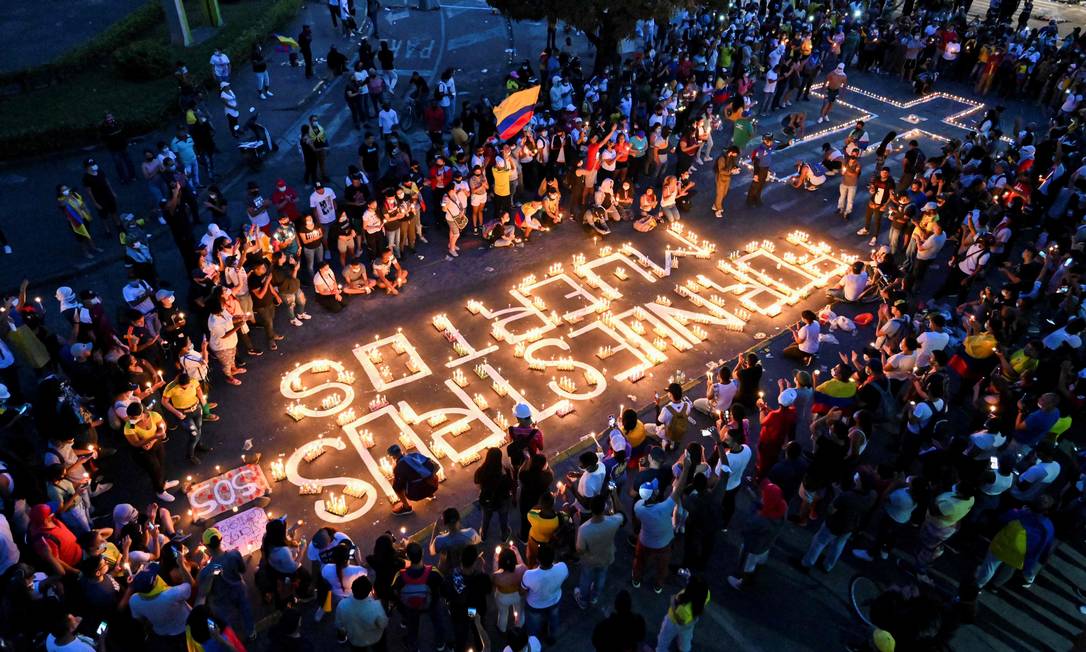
[525,602,559,640]
[577,564,608,604]
[802,523,851,571]
[255,71,270,92]
[656,615,697,652]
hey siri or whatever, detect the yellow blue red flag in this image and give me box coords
[493,85,540,141]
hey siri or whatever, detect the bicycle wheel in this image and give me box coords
[849,574,881,628]
[400,104,416,131]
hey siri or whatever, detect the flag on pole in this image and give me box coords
[274,34,299,51]
[493,86,540,141]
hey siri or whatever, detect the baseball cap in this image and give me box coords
[923,201,938,211]
[514,403,532,419]
[70,342,93,359]
[202,527,223,546]
[155,289,175,302]
[314,181,323,189]
[778,388,797,407]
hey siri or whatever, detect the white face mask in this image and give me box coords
[90,165,99,173]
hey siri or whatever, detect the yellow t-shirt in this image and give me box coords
[625,421,647,448]
[527,510,559,543]
[163,380,200,411]
[963,332,997,359]
[124,412,165,447]
[492,167,511,197]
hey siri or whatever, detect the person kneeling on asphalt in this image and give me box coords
[389,444,440,516]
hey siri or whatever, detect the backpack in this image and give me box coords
[398,565,433,610]
[509,425,542,453]
[867,377,899,429]
[882,316,913,352]
[402,452,439,501]
[664,403,689,443]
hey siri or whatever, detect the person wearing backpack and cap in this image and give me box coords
[196,526,255,641]
[392,541,448,651]
[508,403,544,457]
[647,383,692,453]
[388,444,440,516]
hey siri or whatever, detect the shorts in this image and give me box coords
[336,237,353,254]
[798,482,824,504]
[826,88,840,103]
[212,347,236,371]
[470,193,487,207]
[446,219,460,238]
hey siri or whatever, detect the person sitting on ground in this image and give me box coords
[372,247,408,295]
[312,260,346,313]
[781,111,807,145]
[821,142,844,174]
[790,159,828,191]
[342,258,376,295]
[482,211,518,248]
[583,205,612,236]
[593,179,622,222]
[827,260,873,302]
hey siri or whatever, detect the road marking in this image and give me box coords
[702,601,758,649]
[446,25,506,51]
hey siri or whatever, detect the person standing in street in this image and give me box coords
[252,44,272,100]
[308,116,331,182]
[248,258,284,351]
[746,134,773,207]
[99,112,135,184]
[220,81,240,134]
[299,25,314,80]
[575,495,624,609]
[819,64,848,123]
[81,157,120,236]
[335,575,388,652]
[837,153,861,219]
[367,0,381,39]
[712,145,739,219]
[209,48,231,84]
[56,184,102,258]
[378,40,396,91]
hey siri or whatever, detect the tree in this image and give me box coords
[488,0,696,73]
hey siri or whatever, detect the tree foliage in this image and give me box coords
[488,0,696,70]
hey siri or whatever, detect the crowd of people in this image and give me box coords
[10,0,1086,651]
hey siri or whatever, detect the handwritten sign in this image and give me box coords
[187,464,270,520]
[212,507,269,557]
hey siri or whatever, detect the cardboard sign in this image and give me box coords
[186,464,270,520]
[212,507,269,557]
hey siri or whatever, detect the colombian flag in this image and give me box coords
[493,85,540,141]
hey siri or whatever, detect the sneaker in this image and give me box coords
[269,341,278,351]
[653,586,663,594]
[298,313,312,320]
[727,576,743,590]
[1020,581,1033,589]
[631,578,641,588]
[879,550,889,560]
[90,482,114,497]
[851,549,875,562]
[391,503,414,516]
[259,92,266,100]
[868,237,877,246]
[419,235,429,243]
[265,90,274,97]
[156,491,176,502]
[714,209,723,218]
[291,318,303,327]
[855,227,868,236]
[817,116,825,124]
[163,480,180,490]
[2,246,10,254]
[247,349,264,357]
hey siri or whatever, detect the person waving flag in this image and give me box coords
[493,85,540,141]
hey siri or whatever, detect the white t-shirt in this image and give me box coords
[378,108,399,135]
[916,330,949,367]
[207,312,238,352]
[310,189,338,225]
[712,381,738,410]
[307,532,352,562]
[797,321,820,354]
[884,352,918,381]
[714,444,752,491]
[521,562,568,609]
[658,399,690,427]
[1043,327,1082,351]
[46,635,96,652]
[322,563,370,599]
[576,465,606,511]
[841,271,869,301]
[969,430,1007,454]
[1012,461,1061,500]
[129,582,192,636]
[957,243,990,276]
[502,637,542,652]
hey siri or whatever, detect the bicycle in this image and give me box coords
[849,573,883,628]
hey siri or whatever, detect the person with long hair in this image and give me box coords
[491,544,526,633]
[474,447,514,541]
[259,518,311,606]
[320,542,368,613]
[517,453,554,544]
[655,575,710,652]
[365,533,406,609]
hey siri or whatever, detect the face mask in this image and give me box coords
[90,165,99,173]
[62,189,71,197]
[277,186,286,192]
